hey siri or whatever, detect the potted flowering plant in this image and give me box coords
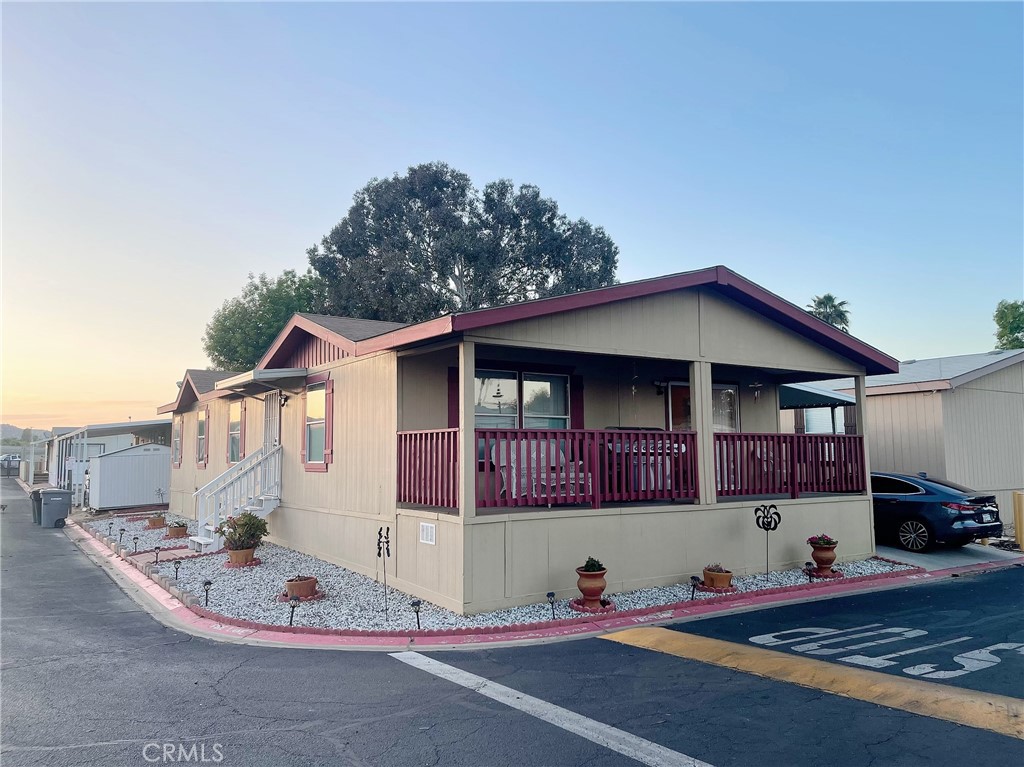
[702,563,733,589]
[807,533,839,574]
[166,520,189,539]
[575,556,608,609]
[147,512,167,529]
[214,512,269,565]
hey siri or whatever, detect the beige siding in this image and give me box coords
[168,398,237,519]
[276,352,398,518]
[463,496,874,614]
[942,362,1024,510]
[472,288,863,377]
[398,347,457,431]
[862,392,946,478]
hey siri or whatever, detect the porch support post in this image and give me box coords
[459,339,476,520]
[854,374,875,550]
[27,440,36,485]
[78,429,88,507]
[690,360,717,505]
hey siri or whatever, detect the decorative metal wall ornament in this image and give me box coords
[377,526,392,620]
[753,504,781,575]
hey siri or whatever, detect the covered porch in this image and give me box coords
[395,341,869,514]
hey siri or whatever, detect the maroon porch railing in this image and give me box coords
[476,429,698,509]
[397,429,459,508]
[714,433,865,498]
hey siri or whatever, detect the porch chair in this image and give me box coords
[491,439,590,506]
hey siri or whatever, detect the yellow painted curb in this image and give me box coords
[602,627,1024,740]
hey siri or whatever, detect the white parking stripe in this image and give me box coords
[391,651,714,767]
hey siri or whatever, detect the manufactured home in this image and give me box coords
[160,266,898,614]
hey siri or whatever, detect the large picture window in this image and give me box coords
[474,370,570,429]
[227,401,242,463]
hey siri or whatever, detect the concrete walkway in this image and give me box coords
[876,542,1023,571]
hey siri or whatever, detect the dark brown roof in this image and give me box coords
[186,369,243,394]
[297,314,408,341]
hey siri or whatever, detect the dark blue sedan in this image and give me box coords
[870,472,1003,552]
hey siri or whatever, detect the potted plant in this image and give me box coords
[166,520,189,539]
[575,556,608,610]
[285,575,318,599]
[807,533,839,574]
[702,563,733,589]
[215,512,269,566]
[147,512,166,529]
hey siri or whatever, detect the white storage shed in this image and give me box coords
[87,443,171,511]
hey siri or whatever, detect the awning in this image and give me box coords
[213,368,308,392]
[779,383,855,410]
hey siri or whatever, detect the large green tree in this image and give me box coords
[806,293,851,332]
[307,163,619,322]
[203,270,325,370]
[993,299,1024,349]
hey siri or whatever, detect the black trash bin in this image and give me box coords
[40,489,72,528]
[30,488,43,525]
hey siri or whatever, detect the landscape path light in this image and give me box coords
[546,592,556,620]
[289,595,301,626]
[119,527,125,543]
[203,580,212,606]
[174,560,181,580]
[133,536,139,553]
[410,599,422,630]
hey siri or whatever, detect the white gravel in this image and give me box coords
[152,541,916,633]
[86,514,197,552]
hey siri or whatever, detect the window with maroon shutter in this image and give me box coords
[239,399,247,460]
[227,401,243,463]
[303,373,333,472]
[171,415,182,468]
[196,406,209,468]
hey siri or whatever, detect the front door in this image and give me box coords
[264,391,281,449]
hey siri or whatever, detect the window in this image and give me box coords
[305,384,326,463]
[196,407,207,467]
[870,476,923,495]
[474,370,569,429]
[668,383,739,432]
[523,374,569,429]
[475,370,519,428]
[172,415,182,468]
[227,401,242,463]
[302,374,334,472]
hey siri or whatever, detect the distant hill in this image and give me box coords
[0,424,52,441]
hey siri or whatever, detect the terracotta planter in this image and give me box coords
[702,569,733,589]
[166,526,189,539]
[575,567,608,610]
[147,516,166,529]
[285,576,318,599]
[227,548,256,565]
[810,544,838,574]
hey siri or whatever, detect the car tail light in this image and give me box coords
[942,502,975,512]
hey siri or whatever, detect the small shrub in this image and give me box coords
[580,556,605,572]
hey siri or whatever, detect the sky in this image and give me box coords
[2,2,1022,430]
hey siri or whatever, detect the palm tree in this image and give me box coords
[807,294,850,332]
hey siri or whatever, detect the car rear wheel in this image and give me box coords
[898,519,933,552]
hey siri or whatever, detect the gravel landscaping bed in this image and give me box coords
[86,514,197,551]
[153,542,916,633]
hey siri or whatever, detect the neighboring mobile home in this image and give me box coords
[806,350,1024,512]
[160,266,898,615]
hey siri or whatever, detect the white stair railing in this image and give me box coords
[191,445,282,550]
